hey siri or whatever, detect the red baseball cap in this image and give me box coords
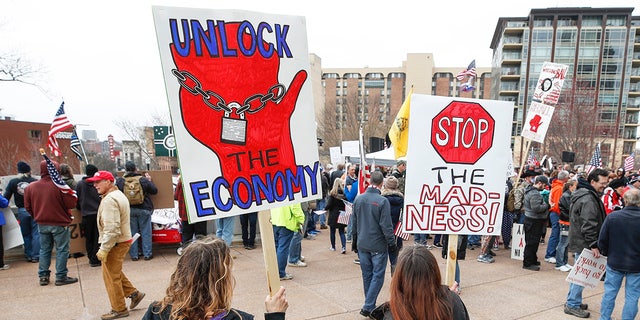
[86,171,115,183]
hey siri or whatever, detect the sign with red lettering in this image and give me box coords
[431,101,494,164]
[521,101,555,143]
[565,248,607,289]
[403,95,513,235]
[153,7,321,222]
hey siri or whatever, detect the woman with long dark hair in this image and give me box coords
[371,246,470,320]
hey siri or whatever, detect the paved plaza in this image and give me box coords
[0,228,628,319]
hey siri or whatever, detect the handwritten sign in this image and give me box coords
[403,95,513,235]
[532,62,569,106]
[511,223,524,260]
[153,7,320,222]
[565,248,607,289]
[521,101,555,143]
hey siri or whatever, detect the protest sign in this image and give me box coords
[403,95,513,235]
[511,223,524,260]
[153,7,321,222]
[565,248,607,289]
[2,207,23,249]
[521,101,555,143]
[531,62,569,106]
[329,146,343,167]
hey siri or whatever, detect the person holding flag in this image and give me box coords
[24,151,78,287]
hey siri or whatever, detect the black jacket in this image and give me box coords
[141,304,285,320]
[569,178,606,253]
[76,177,102,216]
[558,189,572,222]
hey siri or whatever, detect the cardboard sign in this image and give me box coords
[565,248,607,289]
[403,95,513,235]
[511,223,524,260]
[116,170,174,209]
[520,101,555,143]
[341,140,359,157]
[153,7,321,222]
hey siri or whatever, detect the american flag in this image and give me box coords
[394,221,411,241]
[48,102,73,157]
[585,143,603,174]
[42,151,77,198]
[624,151,635,171]
[337,200,352,225]
[70,129,83,161]
[456,59,477,81]
[526,149,539,166]
[358,127,370,194]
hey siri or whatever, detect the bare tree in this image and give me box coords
[91,153,117,173]
[0,138,20,176]
[543,81,614,166]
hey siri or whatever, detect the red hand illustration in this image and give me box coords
[170,22,307,202]
[529,114,542,133]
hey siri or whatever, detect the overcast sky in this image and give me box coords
[0,0,635,141]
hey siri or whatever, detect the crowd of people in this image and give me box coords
[3,157,639,320]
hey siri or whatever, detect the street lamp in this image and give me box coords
[145,158,150,171]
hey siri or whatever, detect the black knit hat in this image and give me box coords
[17,161,31,173]
[608,178,626,189]
[85,164,98,177]
[125,161,136,172]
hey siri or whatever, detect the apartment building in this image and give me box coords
[490,7,640,168]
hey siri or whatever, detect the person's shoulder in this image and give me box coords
[225,309,254,320]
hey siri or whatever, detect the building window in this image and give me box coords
[582,16,602,27]
[606,16,626,27]
[29,130,42,139]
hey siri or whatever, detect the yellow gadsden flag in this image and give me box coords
[388,87,413,159]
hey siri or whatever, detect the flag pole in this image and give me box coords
[74,127,89,165]
[513,138,531,190]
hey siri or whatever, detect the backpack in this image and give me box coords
[506,188,517,212]
[124,176,145,205]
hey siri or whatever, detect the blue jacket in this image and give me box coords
[598,205,640,273]
[352,187,394,253]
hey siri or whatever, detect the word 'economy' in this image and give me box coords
[189,162,319,215]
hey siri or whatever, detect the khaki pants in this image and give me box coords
[102,242,137,311]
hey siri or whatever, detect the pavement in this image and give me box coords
[0,229,628,319]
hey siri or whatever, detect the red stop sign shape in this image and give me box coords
[431,101,495,164]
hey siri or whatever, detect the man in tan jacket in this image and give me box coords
[89,171,145,320]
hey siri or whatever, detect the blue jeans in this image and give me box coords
[329,226,346,250]
[215,216,236,247]
[567,252,585,308]
[346,216,354,241]
[358,250,388,312]
[38,225,70,279]
[600,265,640,320]
[434,234,442,245]
[468,235,481,246]
[414,234,427,245]
[545,213,560,259]
[288,229,303,263]
[555,225,569,267]
[314,199,326,226]
[17,208,40,259]
[129,208,152,258]
[273,226,294,277]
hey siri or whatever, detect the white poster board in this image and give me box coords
[153,7,320,222]
[403,95,513,235]
[532,62,569,106]
[521,101,555,143]
[510,223,524,260]
[2,207,23,249]
[329,146,343,167]
[565,248,607,289]
[341,140,360,157]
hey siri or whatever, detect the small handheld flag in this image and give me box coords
[40,148,77,198]
[48,102,73,157]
